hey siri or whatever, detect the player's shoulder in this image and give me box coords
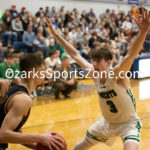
[7,93,32,115]
[12,93,32,107]
[115,76,131,89]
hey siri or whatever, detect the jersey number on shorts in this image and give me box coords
[106,100,118,113]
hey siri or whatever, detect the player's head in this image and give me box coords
[20,53,44,85]
[90,45,113,72]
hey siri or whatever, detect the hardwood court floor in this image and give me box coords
[9,78,150,150]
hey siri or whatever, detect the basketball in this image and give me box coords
[36,143,49,150]
[51,132,67,150]
[36,133,67,150]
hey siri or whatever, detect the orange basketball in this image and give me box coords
[36,143,49,150]
[51,132,67,150]
[36,133,67,150]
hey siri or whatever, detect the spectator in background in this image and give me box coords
[46,38,57,58]
[122,16,132,30]
[20,6,30,31]
[7,45,15,54]
[19,6,28,16]
[89,32,97,48]
[0,42,5,63]
[68,27,77,41]
[11,15,23,40]
[44,6,50,17]
[49,6,57,18]
[110,10,117,20]
[32,16,38,33]
[64,10,73,27]
[51,17,58,28]
[55,49,62,65]
[1,23,18,46]
[2,9,17,46]
[37,12,45,23]
[81,9,87,20]
[21,14,30,31]
[73,12,80,24]
[139,2,145,15]
[55,42,67,58]
[45,51,58,70]
[52,56,77,99]
[32,27,47,56]
[2,9,12,30]
[104,8,110,19]
[130,4,140,19]
[88,8,96,19]
[22,25,35,52]
[0,53,14,79]
[10,4,18,19]
[35,7,44,17]
[59,6,65,21]
[115,14,122,28]
[80,33,89,46]
[76,27,83,42]
[35,20,47,37]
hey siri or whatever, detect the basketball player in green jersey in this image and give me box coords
[46,9,150,150]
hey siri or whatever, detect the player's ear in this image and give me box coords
[28,71,34,79]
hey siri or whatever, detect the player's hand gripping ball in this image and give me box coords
[36,132,67,150]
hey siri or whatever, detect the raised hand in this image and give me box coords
[45,17,58,36]
[133,9,150,33]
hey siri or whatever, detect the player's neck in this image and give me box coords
[99,69,110,85]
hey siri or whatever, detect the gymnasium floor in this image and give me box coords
[9,78,150,150]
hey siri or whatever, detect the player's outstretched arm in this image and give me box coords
[0,94,64,150]
[46,18,94,71]
[114,9,150,78]
[18,129,36,149]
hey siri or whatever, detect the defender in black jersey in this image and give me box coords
[0,53,64,150]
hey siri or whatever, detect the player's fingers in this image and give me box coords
[142,9,145,20]
[48,143,53,150]
[52,138,65,149]
[145,9,148,20]
[51,140,61,150]
[53,135,64,143]
[149,11,150,22]
[45,17,52,28]
[133,17,141,29]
